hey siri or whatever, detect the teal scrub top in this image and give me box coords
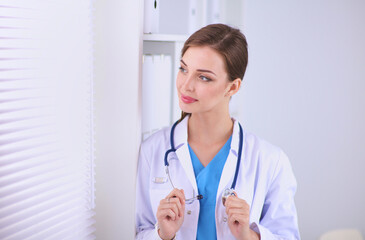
[188,136,232,240]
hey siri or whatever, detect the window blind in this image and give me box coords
[0,1,95,239]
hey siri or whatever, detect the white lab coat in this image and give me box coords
[135,117,300,239]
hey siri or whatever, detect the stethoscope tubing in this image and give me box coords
[164,119,243,193]
[164,120,179,167]
[230,122,243,190]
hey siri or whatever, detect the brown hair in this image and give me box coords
[178,23,248,122]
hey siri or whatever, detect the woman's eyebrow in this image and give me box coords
[180,59,217,76]
[197,69,216,76]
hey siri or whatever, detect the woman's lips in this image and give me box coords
[181,94,197,104]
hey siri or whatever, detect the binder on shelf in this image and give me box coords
[142,55,155,138]
[154,55,172,129]
[207,0,221,24]
[142,54,172,140]
[144,0,160,34]
[188,0,199,34]
[159,0,201,35]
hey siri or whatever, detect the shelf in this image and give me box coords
[143,33,189,42]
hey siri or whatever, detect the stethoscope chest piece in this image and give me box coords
[222,188,235,206]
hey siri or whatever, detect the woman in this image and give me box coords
[136,24,300,240]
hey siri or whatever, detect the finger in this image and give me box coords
[226,207,247,215]
[228,213,241,226]
[178,189,185,216]
[226,205,250,217]
[163,208,177,221]
[166,188,186,205]
[160,193,183,218]
[226,205,247,217]
[226,208,248,220]
[168,196,183,217]
[225,199,249,216]
[228,213,249,226]
[166,188,184,199]
[225,196,249,208]
[160,201,180,219]
[159,189,185,219]
[157,207,177,221]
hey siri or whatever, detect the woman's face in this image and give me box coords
[176,46,236,116]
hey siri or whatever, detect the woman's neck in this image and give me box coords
[187,111,233,146]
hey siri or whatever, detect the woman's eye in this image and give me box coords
[200,75,211,82]
[179,66,187,73]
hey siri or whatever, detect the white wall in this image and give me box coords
[237,1,365,239]
[94,0,142,239]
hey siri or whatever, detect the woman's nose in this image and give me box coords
[182,74,194,91]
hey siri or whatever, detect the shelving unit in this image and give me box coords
[143,34,188,125]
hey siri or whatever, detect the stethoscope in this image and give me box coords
[164,120,243,205]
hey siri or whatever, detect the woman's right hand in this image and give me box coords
[156,188,185,240]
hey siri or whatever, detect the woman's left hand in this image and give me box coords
[225,192,260,240]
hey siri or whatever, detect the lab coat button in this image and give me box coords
[223,217,227,222]
[187,210,191,215]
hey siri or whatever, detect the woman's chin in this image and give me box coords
[179,103,192,113]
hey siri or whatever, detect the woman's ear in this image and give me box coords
[225,78,241,97]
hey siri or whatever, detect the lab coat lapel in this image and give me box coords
[217,120,241,195]
[174,117,198,192]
